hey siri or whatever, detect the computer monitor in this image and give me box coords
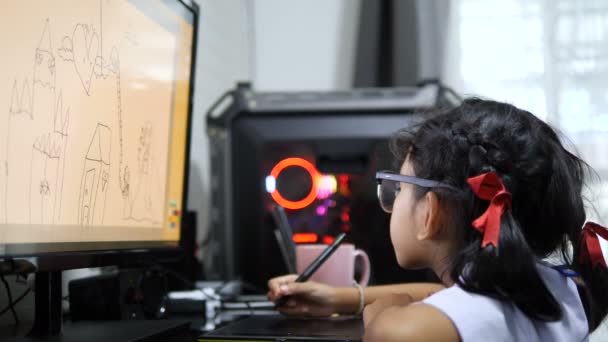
[0,0,197,335]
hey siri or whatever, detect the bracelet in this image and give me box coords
[353,281,365,316]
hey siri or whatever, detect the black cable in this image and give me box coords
[244,300,254,317]
[0,287,31,317]
[440,85,464,103]
[148,264,195,289]
[15,274,28,285]
[214,280,229,292]
[161,267,194,289]
[0,273,19,325]
[416,78,464,104]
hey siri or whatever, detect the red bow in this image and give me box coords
[579,222,608,268]
[466,172,512,248]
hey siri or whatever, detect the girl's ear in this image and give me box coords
[416,191,442,241]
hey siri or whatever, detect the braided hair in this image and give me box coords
[390,98,608,330]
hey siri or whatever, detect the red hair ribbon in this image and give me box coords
[579,222,608,268]
[466,172,512,248]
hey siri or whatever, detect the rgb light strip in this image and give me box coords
[267,157,320,210]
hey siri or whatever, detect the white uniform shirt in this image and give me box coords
[422,263,588,342]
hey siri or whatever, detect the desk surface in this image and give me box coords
[199,314,363,342]
[1,320,193,342]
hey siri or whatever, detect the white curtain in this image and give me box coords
[442,0,608,223]
[441,0,608,337]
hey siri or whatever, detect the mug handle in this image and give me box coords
[353,249,370,286]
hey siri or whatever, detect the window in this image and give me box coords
[445,0,608,224]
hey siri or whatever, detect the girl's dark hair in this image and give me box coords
[390,98,608,331]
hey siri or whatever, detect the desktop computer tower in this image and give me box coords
[206,82,455,289]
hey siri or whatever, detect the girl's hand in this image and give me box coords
[267,274,338,317]
[363,293,414,328]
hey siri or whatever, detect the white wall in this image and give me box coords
[189,0,252,259]
[252,0,361,91]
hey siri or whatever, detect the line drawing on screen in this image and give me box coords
[5,19,64,225]
[1,0,175,230]
[30,91,70,224]
[121,121,162,225]
[78,123,111,226]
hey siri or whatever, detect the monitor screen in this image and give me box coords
[0,0,196,258]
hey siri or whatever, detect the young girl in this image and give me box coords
[267,98,608,341]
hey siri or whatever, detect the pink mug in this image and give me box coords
[295,243,370,287]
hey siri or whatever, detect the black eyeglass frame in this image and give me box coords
[375,171,460,192]
[375,171,460,213]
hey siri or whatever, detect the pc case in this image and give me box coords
[206,82,456,288]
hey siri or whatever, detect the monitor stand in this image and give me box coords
[29,271,62,337]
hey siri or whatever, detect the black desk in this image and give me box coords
[199,314,363,342]
[1,319,193,342]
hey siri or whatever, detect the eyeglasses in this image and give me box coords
[375,171,459,213]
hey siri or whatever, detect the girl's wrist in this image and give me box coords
[332,286,362,315]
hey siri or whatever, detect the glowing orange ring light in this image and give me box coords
[270,157,319,210]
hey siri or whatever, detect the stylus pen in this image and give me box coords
[271,205,297,274]
[275,232,347,308]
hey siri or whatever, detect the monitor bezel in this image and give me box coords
[0,0,199,271]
